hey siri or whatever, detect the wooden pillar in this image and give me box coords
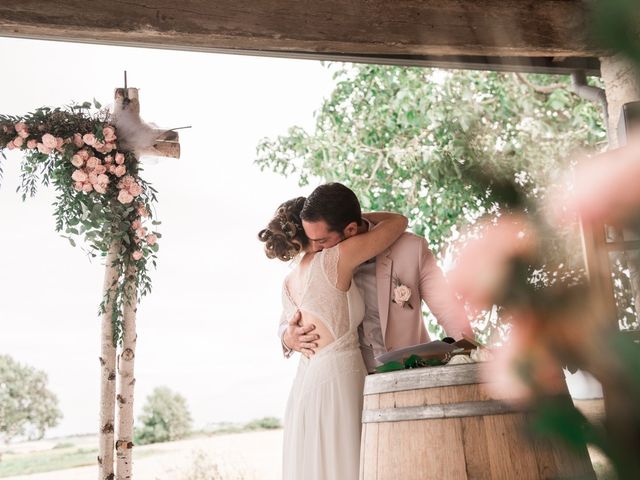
[98,242,120,480]
[109,86,179,479]
[600,55,640,148]
[600,55,640,324]
[112,87,140,480]
[590,55,640,475]
[115,264,137,479]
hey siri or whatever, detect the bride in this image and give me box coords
[259,197,407,480]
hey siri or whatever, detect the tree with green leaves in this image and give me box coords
[134,386,192,445]
[0,355,62,442]
[257,65,605,254]
[256,64,607,340]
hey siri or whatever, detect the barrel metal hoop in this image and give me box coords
[364,363,482,395]
[362,399,522,423]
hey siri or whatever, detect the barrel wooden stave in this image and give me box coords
[360,364,595,480]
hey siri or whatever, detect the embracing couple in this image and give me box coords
[259,183,472,480]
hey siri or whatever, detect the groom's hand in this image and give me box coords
[283,311,319,358]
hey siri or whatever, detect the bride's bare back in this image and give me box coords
[285,255,335,350]
[283,247,360,353]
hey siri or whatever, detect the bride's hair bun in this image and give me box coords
[258,197,309,261]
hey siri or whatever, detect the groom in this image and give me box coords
[278,182,472,373]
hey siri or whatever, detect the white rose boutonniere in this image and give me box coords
[392,276,413,309]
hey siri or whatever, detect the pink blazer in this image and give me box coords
[375,232,471,351]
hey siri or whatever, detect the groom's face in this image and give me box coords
[302,219,344,252]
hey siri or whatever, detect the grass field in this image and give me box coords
[0,445,159,477]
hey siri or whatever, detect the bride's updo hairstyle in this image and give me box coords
[258,197,309,261]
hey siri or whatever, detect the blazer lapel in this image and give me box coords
[376,248,393,344]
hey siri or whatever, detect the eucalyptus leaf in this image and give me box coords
[375,361,404,373]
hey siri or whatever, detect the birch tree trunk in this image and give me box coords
[115,263,138,480]
[98,241,120,480]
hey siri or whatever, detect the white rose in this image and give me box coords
[470,348,493,363]
[393,285,412,304]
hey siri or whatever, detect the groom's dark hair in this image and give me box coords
[301,183,363,233]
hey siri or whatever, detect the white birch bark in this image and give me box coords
[115,263,138,480]
[98,241,120,480]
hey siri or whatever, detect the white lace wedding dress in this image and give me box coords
[281,244,367,480]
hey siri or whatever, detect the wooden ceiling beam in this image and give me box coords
[0,1,602,60]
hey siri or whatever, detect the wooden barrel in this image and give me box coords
[359,363,595,480]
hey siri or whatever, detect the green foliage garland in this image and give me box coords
[0,101,160,345]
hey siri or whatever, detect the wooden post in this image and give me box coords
[108,86,179,479]
[595,54,640,473]
[98,241,120,480]
[111,87,141,480]
[115,264,137,479]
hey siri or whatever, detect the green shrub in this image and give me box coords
[244,416,281,430]
[134,386,192,445]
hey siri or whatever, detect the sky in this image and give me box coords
[0,37,336,437]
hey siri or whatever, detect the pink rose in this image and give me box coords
[94,164,107,175]
[131,219,142,230]
[73,182,83,191]
[479,313,568,405]
[109,165,117,174]
[97,173,109,185]
[121,175,134,188]
[118,189,134,204]
[71,155,84,168]
[82,133,96,146]
[93,140,105,152]
[12,137,23,148]
[14,121,26,132]
[132,250,143,261]
[449,215,537,311]
[42,133,57,149]
[103,126,117,142]
[94,183,107,194]
[82,183,93,193]
[553,141,640,228]
[114,165,127,177]
[71,169,88,183]
[115,152,125,165]
[27,139,37,149]
[104,155,113,164]
[55,137,64,149]
[104,143,116,152]
[129,183,142,197]
[78,149,90,161]
[86,157,99,169]
[73,133,84,148]
[36,143,51,154]
[136,205,149,217]
[136,227,147,238]
[88,172,99,185]
[18,129,29,139]
[146,234,157,245]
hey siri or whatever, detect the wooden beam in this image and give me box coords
[0,1,602,60]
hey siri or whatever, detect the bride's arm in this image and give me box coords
[362,211,404,225]
[336,212,407,287]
